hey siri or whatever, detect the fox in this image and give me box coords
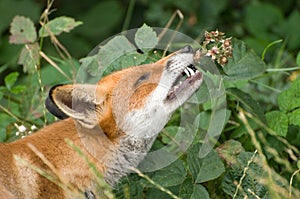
[0,45,203,199]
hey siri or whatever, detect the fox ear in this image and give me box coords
[46,84,101,129]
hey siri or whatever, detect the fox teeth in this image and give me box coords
[187,67,195,76]
[184,69,190,77]
[183,65,197,77]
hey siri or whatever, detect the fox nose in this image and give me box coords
[180,45,194,54]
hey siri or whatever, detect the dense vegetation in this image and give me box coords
[1,0,300,198]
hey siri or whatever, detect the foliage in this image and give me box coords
[1,0,300,199]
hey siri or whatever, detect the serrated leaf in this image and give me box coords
[187,144,225,183]
[146,159,187,187]
[39,16,82,37]
[227,88,266,122]
[278,78,300,112]
[98,35,136,68]
[9,16,37,44]
[18,43,40,74]
[222,152,269,199]
[266,111,288,137]
[224,39,267,80]
[135,24,158,51]
[4,72,19,90]
[288,109,300,127]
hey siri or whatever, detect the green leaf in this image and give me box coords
[179,178,194,198]
[180,178,210,199]
[187,144,225,183]
[98,35,148,72]
[18,43,40,74]
[161,126,185,144]
[135,24,158,51]
[278,78,300,112]
[288,109,300,127]
[297,160,300,169]
[297,52,300,66]
[146,159,187,187]
[227,88,266,122]
[191,184,210,199]
[4,72,19,90]
[266,111,288,137]
[222,152,269,199]
[223,39,267,80]
[9,16,37,44]
[39,16,82,37]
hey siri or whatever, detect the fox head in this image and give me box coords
[46,45,202,141]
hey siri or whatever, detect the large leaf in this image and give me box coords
[266,111,288,137]
[278,78,300,112]
[223,39,267,80]
[226,88,266,122]
[187,144,225,183]
[135,24,158,51]
[191,184,210,199]
[145,159,187,187]
[98,35,135,67]
[9,16,37,44]
[39,16,82,37]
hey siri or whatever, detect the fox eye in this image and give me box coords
[134,72,150,86]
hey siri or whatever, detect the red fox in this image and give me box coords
[0,45,202,198]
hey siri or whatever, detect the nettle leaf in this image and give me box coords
[145,159,187,187]
[135,23,158,51]
[278,78,300,112]
[18,43,40,74]
[39,16,82,37]
[4,72,19,90]
[223,39,267,80]
[227,88,266,122]
[222,152,269,199]
[9,16,37,44]
[266,111,288,137]
[288,109,300,127]
[187,143,225,183]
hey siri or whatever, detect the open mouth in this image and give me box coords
[166,64,202,101]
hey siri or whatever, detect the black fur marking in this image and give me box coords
[84,190,96,199]
[45,84,69,119]
[134,72,150,87]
